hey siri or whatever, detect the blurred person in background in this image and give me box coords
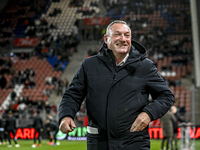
[46,114,54,145]
[171,105,186,150]
[2,114,8,145]
[10,90,17,104]
[0,113,4,145]
[160,108,176,150]
[45,119,59,146]
[32,110,44,148]
[0,74,7,89]
[5,111,20,147]
[45,101,52,115]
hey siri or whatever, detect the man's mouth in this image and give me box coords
[116,43,127,46]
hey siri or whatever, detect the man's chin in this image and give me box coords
[117,48,129,53]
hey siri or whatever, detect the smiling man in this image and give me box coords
[59,20,174,150]
[104,21,132,65]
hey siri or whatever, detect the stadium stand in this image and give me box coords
[0,0,198,127]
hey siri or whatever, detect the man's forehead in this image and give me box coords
[110,23,130,32]
[110,24,131,33]
[111,23,129,28]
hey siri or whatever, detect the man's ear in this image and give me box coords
[104,34,108,44]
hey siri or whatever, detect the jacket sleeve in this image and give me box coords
[142,61,174,121]
[58,60,87,124]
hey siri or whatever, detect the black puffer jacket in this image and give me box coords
[33,115,43,130]
[59,40,174,150]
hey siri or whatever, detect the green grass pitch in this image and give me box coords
[1,139,200,150]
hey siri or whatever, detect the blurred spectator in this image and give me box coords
[7,75,15,89]
[17,103,26,114]
[52,76,58,86]
[24,95,30,105]
[27,103,34,119]
[45,119,59,145]
[171,105,186,150]
[0,113,4,144]
[45,101,52,115]
[29,68,35,77]
[0,75,7,89]
[57,62,65,72]
[20,53,26,60]
[7,102,15,113]
[160,110,176,150]
[52,103,57,115]
[18,70,26,84]
[46,115,53,145]
[43,88,51,96]
[2,115,7,144]
[24,68,30,79]
[18,69,24,77]
[37,101,44,112]
[53,62,59,70]
[29,78,36,88]
[45,76,52,85]
[57,79,64,96]
[24,80,30,89]
[0,65,10,74]
[46,114,53,121]
[32,110,43,148]
[10,90,17,103]
[0,58,5,65]
[5,111,20,147]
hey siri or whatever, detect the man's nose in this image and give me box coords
[120,34,126,41]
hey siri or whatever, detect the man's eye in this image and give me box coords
[125,35,130,37]
[114,34,120,36]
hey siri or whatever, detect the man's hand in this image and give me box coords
[59,117,76,134]
[130,112,151,132]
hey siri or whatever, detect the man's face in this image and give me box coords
[104,23,131,55]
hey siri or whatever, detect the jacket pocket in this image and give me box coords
[123,129,149,144]
[87,132,99,150]
[117,129,150,149]
[87,132,109,150]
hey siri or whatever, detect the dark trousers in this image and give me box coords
[49,129,59,144]
[0,131,4,142]
[161,136,172,150]
[34,128,42,144]
[172,132,178,150]
[53,129,59,143]
[7,130,17,145]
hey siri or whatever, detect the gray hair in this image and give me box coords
[106,20,131,36]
